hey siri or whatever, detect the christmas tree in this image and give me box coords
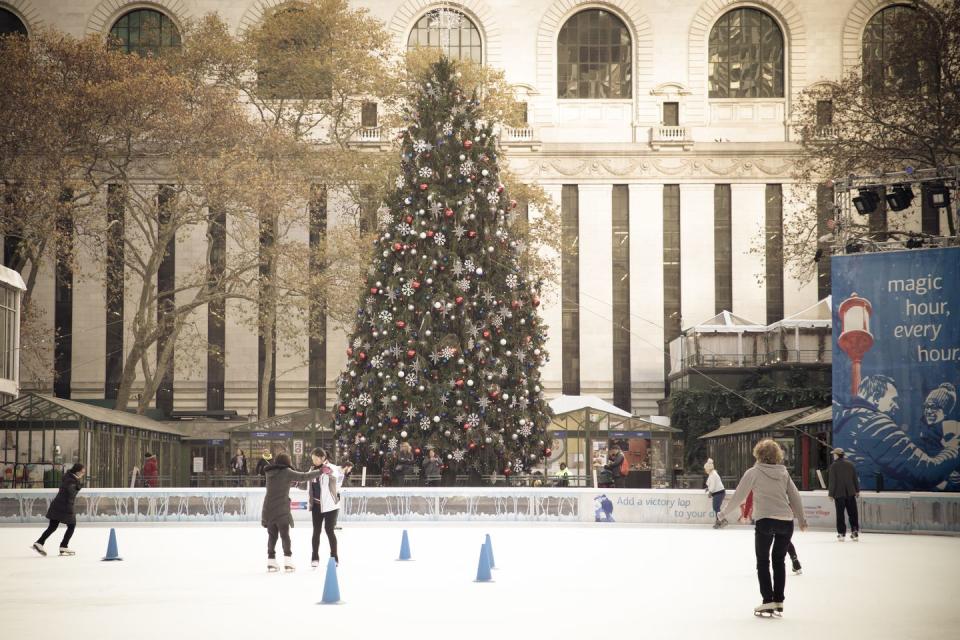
[333,58,552,481]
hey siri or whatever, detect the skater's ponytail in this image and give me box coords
[275,453,292,467]
[68,463,84,474]
[311,447,327,460]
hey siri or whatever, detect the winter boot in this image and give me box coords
[31,542,47,556]
[59,547,75,556]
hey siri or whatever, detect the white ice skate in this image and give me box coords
[851,532,859,542]
[267,558,279,573]
[59,547,75,556]
[837,534,845,542]
[754,602,780,618]
[31,542,46,556]
[283,557,295,573]
[774,603,784,616]
[311,559,320,568]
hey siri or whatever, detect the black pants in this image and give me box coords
[37,519,76,548]
[311,507,339,562]
[754,518,794,604]
[267,523,291,559]
[834,496,859,535]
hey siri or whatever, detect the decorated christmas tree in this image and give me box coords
[333,58,552,480]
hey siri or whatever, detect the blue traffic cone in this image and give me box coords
[319,557,343,605]
[484,533,496,569]
[102,528,123,561]
[474,543,493,582]
[398,529,412,561]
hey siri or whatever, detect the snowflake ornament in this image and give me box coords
[513,459,524,473]
[441,346,456,360]
[443,123,454,137]
[404,406,418,420]
[370,355,384,369]
[418,166,433,178]
[406,373,419,387]
[401,282,415,297]
[452,449,465,462]
[378,310,393,324]
[388,437,399,451]
[395,175,406,189]
[456,278,471,292]
[434,232,447,247]
[453,224,466,239]
[420,416,432,430]
[459,161,474,176]
[413,139,431,154]
[467,413,480,428]
[505,274,519,289]
[397,222,413,236]
[520,423,532,437]
[357,393,372,407]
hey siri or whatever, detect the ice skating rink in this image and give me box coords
[1,522,956,639]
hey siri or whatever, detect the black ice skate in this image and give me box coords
[754,602,780,618]
[851,532,859,541]
[791,557,802,575]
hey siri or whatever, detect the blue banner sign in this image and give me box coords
[832,247,960,491]
[609,431,652,439]
[251,432,293,438]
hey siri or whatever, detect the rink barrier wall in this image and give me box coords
[1,488,957,534]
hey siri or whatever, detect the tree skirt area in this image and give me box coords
[0,522,956,639]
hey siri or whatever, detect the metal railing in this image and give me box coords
[680,349,830,369]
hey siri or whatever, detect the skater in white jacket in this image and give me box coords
[308,448,345,567]
[717,439,808,618]
[704,458,725,528]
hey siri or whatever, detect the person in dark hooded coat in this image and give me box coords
[33,463,85,556]
[261,453,323,572]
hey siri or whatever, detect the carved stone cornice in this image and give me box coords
[505,154,797,181]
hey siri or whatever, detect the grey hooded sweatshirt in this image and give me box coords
[718,463,807,527]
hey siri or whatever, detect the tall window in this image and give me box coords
[557,9,632,99]
[0,8,27,36]
[561,185,580,396]
[0,286,16,382]
[407,8,482,62]
[663,185,681,376]
[105,185,125,401]
[109,9,181,57]
[714,185,732,314]
[611,186,630,411]
[708,8,784,98]
[816,183,833,301]
[207,207,226,411]
[862,4,936,94]
[765,185,784,324]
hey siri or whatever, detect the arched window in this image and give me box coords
[557,9,632,99]
[708,8,784,99]
[407,8,482,62]
[0,8,27,36]
[109,9,181,57]
[862,4,936,94]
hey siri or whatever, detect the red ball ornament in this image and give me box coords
[468,230,477,238]
[455,379,464,388]
[444,208,454,218]
[358,352,367,361]
[509,199,517,210]
[504,467,512,476]
[426,230,435,238]
[455,296,464,305]
[482,330,491,339]
[419,183,428,191]
[545,448,552,456]
[511,300,520,309]
[412,280,421,289]
[405,215,414,224]
[370,287,379,294]
[393,242,402,252]
[346,347,354,357]
[532,296,541,307]
[497,185,504,194]
[406,349,416,358]
[468,442,476,450]
[414,448,421,455]
[338,404,348,413]
[390,417,400,426]
[463,140,473,149]
[396,320,406,329]
[356,411,364,418]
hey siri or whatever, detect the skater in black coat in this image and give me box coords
[33,463,85,556]
[262,453,323,572]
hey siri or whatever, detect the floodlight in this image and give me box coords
[853,189,879,214]
[885,184,914,211]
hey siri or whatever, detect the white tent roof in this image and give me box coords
[0,265,26,291]
[684,310,766,333]
[548,395,632,418]
[770,296,832,329]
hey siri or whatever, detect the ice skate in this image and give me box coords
[851,532,859,542]
[31,542,46,556]
[59,547,75,556]
[311,559,320,568]
[283,557,295,573]
[754,602,779,618]
[791,557,802,575]
[837,534,845,542]
[267,558,279,573]
[774,603,784,616]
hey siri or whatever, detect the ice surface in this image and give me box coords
[0,523,957,639]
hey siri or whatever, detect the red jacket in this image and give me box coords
[143,457,159,487]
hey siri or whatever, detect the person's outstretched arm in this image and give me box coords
[718,468,756,522]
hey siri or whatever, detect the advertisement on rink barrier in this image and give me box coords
[832,247,960,491]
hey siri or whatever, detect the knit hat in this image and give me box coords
[924,383,957,414]
[704,458,715,472]
[832,448,845,457]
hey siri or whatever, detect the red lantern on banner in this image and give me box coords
[838,293,874,395]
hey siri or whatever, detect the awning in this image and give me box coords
[699,406,815,439]
[0,394,184,436]
[548,394,631,418]
[226,408,334,434]
[786,406,832,427]
[0,265,26,291]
